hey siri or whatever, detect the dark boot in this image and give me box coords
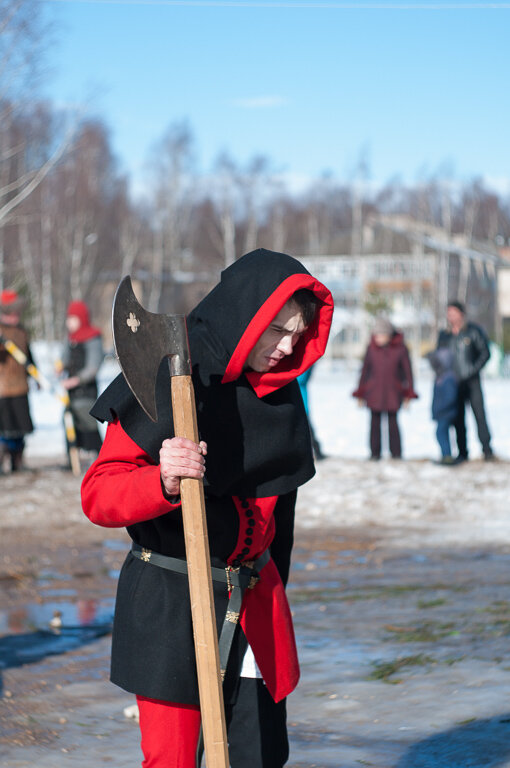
[0,443,7,474]
[10,450,24,472]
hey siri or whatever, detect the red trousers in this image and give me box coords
[137,696,201,768]
[136,678,288,768]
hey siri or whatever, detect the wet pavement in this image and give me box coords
[1,461,510,766]
[287,534,510,767]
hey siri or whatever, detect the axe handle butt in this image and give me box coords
[170,375,229,768]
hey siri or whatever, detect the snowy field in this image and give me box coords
[26,343,510,464]
[22,345,509,550]
[309,356,510,463]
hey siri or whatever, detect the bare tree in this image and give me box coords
[146,121,195,311]
[6,117,125,338]
[303,173,336,255]
[210,151,238,268]
[0,0,50,101]
[239,155,270,254]
[0,0,74,290]
[350,145,371,255]
[267,189,289,254]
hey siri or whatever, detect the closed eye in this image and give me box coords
[270,325,305,337]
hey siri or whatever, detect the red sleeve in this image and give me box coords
[81,418,181,528]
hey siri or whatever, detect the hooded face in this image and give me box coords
[189,248,334,398]
[66,315,81,334]
[245,300,307,373]
[0,309,21,326]
[373,332,391,347]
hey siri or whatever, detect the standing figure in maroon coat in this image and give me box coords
[353,317,418,460]
[81,249,334,768]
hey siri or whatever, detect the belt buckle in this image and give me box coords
[225,565,240,592]
[140,547,152,562]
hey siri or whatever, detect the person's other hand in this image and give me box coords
[62,376,80,390]
[403,398,410,409]
[357,398,365,408]
[160,437,207,498]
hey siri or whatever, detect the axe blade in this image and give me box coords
[112,276,191,422]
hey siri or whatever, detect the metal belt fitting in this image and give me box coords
[225,565,239,592]
[131,543,268,588]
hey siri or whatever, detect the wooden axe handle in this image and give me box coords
[170,375,229,768]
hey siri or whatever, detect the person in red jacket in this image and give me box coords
[81,249,334,768]
[353,317,418,460]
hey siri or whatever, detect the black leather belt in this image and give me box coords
[131,542,269,593]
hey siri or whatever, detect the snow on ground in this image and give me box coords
[308,357,510,462]
[26,345,510,464]
[299,358,510,547]
[297,457,509,548]
[23,345,509,548]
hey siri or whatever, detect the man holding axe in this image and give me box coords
[0,289,35,472]
[81,249,333,768]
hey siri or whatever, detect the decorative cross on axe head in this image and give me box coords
[112,276,191,421]
[111,275,229,768]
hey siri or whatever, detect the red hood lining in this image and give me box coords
[222,274,334,398]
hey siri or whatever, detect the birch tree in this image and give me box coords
[146,121,195,312]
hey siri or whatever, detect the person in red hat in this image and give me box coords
[57,300,104,463]
[0,289,34,472]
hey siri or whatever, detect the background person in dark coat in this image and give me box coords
[436,300,493,462]
[0,289,34,472]
[426,347,458,465]
[81,249,334,768]
[353,317,418,460]
[57,300,104,459]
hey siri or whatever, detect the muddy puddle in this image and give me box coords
[0,537,121,680]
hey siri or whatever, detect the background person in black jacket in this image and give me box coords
[437,300,493,463]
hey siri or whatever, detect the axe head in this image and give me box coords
[112,276,191,422]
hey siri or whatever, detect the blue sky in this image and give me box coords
[42,1,510,195]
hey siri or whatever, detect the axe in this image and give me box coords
[112,277,229,768]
